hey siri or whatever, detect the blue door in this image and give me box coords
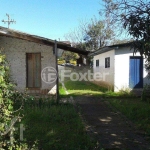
[129,56,143,88]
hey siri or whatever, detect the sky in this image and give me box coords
[0,0,103,41]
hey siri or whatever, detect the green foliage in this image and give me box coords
[61,80,108,97]
[0,52,95,149]
[69,60,77,65]
[0,51,27,149]
[18,99,95,149]
[103,0,150,71]
[0,52,15,149]
[64,17,115,51]
[60,51,79,62]
[60,80,135,98]
[108,98,150,135]
[141,84,150,103]
[122,0,150,70]
[59,83,67,96]
[57,59,65,65]
[84,19,114,50]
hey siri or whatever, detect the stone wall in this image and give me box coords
[0,35,56,93]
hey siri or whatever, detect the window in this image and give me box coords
[26,53,41,88]
[96,59,99,67]
[105,57,110,68]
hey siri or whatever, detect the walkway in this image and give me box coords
[74,96,150,150]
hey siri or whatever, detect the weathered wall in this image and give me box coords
[93,47,150,92]
[114,47,150,91]
[0,36,56,92]
[93,50,115,89]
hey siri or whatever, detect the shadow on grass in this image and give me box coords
[60,80,135,98]
[65,81,107,92]
[16,99,95,150]
[108,98,150,136]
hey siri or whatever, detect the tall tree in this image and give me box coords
[103,0,150,70]
[60,51,79,63]
[83,19,114,50]
[64,17,115,51]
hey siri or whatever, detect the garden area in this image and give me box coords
[60,80,150,137]
[0,52,95,149]
[1,49,150,149]
[14,98,95,149]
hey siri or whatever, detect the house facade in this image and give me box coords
[90,43,150,92]
[0,35,56,93]
[0,26,88,95]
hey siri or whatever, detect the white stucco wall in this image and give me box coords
[0,36,56,92]
[114,47,150,91]
[93,50,115,88]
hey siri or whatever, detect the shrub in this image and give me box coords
[141,84,150,103]
[0,51,26,149]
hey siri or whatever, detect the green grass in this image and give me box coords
[59,80,150,137]
[107,98,150,135]
[59,83,66,95]
[17,99,95,149]
[61,80,107,96]
[60,80,134,98]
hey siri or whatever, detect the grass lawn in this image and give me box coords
[60,80,150,137]
[107,98,150,136]
[66,81,106,92]
[14,80,150,149]
[59,83,67,95]
[60,80,107,97]
[15,99,95,149]
[60,80,134,98]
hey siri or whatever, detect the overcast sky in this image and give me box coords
[0,0,103,41]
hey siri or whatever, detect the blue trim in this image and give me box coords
[129,56,143,88]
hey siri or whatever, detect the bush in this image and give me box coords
[0,51,26,149]
[141,84,150,103]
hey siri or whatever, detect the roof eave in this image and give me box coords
[88,42,134,56]
[0,26,89,55]
[88,47,113,56]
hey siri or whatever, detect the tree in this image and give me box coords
[64,17,115,51]
[83,19,114,50]
[112,39,133,45]
[60,51,79,63]
[102,0,150,70]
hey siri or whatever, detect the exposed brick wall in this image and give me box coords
[0,36,56,93]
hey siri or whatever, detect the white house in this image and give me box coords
[0,26,88,95]
[89,42,150,92]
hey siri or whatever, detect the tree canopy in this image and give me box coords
[103,0,150,70]
[60,51,79,63]
[64,17,115,51]
[83,19,114,50]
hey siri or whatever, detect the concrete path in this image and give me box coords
[74,96,150,150]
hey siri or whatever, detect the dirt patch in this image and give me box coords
[75,96,150,150]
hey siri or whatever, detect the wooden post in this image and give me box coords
[55,40,59,103]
